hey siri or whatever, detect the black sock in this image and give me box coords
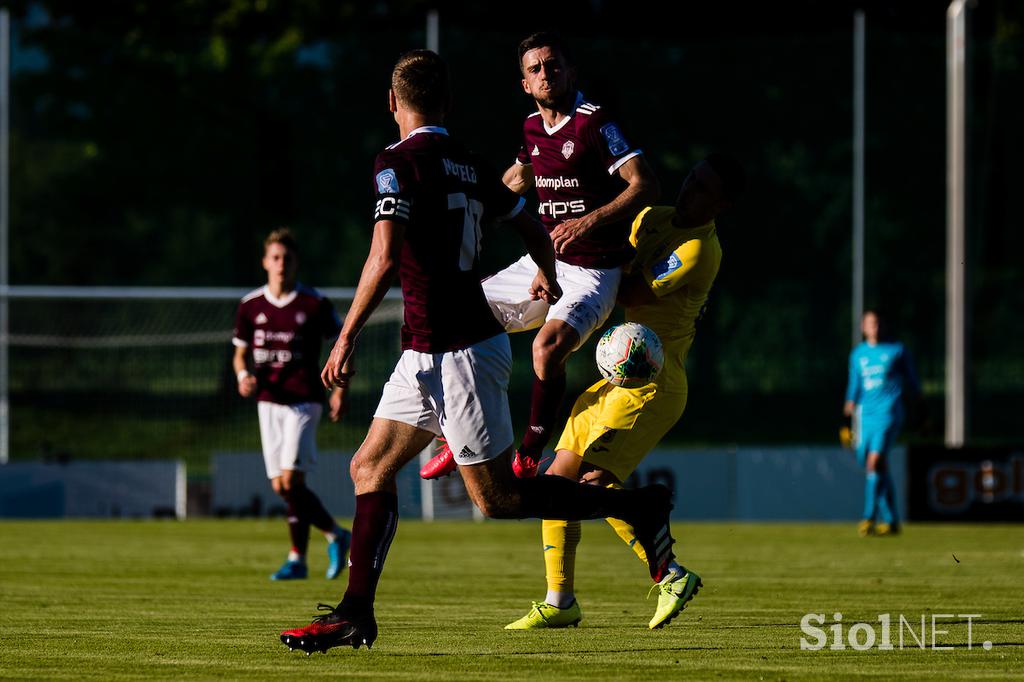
[516,475,636,521]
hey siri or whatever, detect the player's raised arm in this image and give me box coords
[503,162,535,195]
[549,149,659,255]
[322,220,404,388]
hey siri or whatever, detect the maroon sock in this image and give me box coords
[285,497,310,556]
[340,491,398,614]
[519,372,566,458]
[291,485,336,533]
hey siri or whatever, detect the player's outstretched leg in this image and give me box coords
[507,476,677,582]
[620,484,676,583]
[606,514,699,629]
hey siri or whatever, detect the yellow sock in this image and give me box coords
[543,519,581,595]
[603,483,649,564]
[606,516,648,564]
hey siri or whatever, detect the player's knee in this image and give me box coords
[532,337,570,376]
[349,454,369,486]
[349,451,388,490]
[279,472,304,494]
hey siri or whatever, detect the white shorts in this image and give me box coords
[373,334,514,466]
[482,254,621,348]
[257,401,323,479]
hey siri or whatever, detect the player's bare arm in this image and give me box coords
[503,162,535,195]
[328,386,346,422]
[322,220,405,388]
[232,345,257,397]
[506,210,562,303]
[550,155,659,254]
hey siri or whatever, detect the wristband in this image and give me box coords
[237,369,251,383]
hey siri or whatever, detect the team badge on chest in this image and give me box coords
[295,311,307,325]
[561,140,575,159]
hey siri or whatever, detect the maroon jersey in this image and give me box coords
[373,126,524,353]
[233,284,342,404]
[515,93,642,269]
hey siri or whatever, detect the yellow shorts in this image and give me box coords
[555,377,687,482]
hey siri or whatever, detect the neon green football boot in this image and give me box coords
[648,569,702,629]
[504,600,582,629]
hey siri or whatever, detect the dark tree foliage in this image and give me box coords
[6,0,1023,441]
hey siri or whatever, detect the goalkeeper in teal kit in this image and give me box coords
[843,310,921,536]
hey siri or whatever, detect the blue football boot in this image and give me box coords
[271,559,308,581]
[326,530,352,580]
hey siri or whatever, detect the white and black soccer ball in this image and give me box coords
[595,322,664,388]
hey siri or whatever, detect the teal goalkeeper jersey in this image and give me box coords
[845,341,920,424]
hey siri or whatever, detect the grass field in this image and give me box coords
[0,520,1021,680]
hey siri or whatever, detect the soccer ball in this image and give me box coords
[595,322,664,387]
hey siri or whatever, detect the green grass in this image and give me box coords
[0,520,1021,680]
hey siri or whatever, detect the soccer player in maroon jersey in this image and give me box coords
[419,32,660,480]
[278,50,677,655]
[232,228,351,582]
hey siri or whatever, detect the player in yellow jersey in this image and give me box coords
[505,153,745,631]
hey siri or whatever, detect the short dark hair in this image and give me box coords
[392,49,450,115]
[517,32,574,72]
[265,227,297,253]
[705,153,747,202]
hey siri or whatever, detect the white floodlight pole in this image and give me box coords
[426,9,439,53]
[420,8,439,520]
[0,9,10,464]
[946,0,967,447]
[852,10,865,346]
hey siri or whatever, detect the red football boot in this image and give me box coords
[280,603,377,654]
[511,450,541,478]
[419,438,457,480]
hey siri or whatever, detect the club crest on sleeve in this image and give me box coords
[376,168,399,194]
[561,140,575,159]
[652,252,683,280]
[600,123,630,156]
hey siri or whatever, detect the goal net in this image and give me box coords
[3,287,403,472]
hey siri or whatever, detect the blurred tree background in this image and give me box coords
[3,0,1022,460]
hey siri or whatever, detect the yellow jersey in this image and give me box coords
[625,206,722,394]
